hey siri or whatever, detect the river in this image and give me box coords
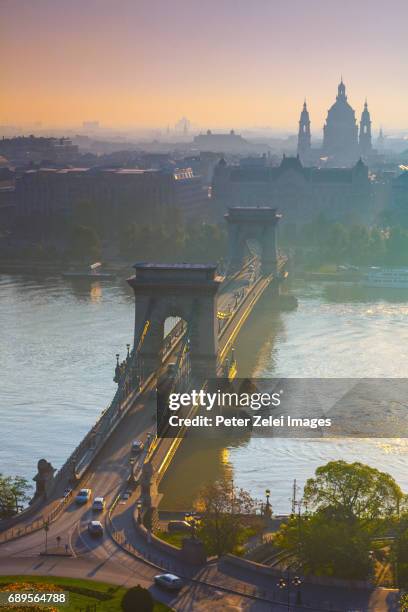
[1,273,407,512]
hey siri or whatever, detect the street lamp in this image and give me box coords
[277,572,303,610]
[43,520,49,554]
[368,550,375,583]
[292,575,302,605]
[265,488,272,519]
[137,501,142,524]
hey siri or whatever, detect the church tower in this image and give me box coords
[297,100,311,162]
[377,127,385,151]
[359,100,372,157]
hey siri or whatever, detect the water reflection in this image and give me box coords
[324,282,408,304]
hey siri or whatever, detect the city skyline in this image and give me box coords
[1,0,408,131]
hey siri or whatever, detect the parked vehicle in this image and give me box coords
[92,496,105,512]
[167,520,192,533]
[131,439,144,454]
[87,520,103,537]
[75,488,91,504]
[154,574,183,591]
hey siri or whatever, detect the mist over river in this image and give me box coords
[1,273,408,512]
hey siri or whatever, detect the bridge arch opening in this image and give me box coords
[127,263,222,380]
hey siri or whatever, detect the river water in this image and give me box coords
[1,273,408,512]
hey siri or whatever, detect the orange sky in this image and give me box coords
[1,0,407,132]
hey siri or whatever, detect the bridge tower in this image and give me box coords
[225,206,281,275]
[128,263,221,380]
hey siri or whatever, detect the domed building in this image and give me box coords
[297,79,375,167]
[322,79,359,164]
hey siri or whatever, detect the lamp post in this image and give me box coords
[368,550,375,583]
[277,571,303,611]
[137,501,142,524]
[292,575,302,605]
[190,517,197,539]
[265,488,272,519]
[43,520,49,554]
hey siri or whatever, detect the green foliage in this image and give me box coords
[303,460,403,522]
[400,593,408,611]
[0,475,30,519]
[276,461,405,581]
[276,513,372,580]
[0,576,170,612]
[155,530,184,549]
[121,585,154,612]
[119,213,226,263]
[386,226,408,266]
[195,478,257,557]
[391,514,408,588]
[69,224,101,262]
[287,215,408,268]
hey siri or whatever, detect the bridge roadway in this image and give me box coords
[0,262,395,610]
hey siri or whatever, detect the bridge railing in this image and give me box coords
[53,306,190,489]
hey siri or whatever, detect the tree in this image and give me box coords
[368,227,386,265]
[276,512,372,580]
[195,478,257,557]
[121,585,153,612]
[324,223,349,263]
[303,461,403,523]
[392,514,408,588]
[0,474,30,519]
[275,461,404,581]
[69,224,101,262]
[386,226,408,266]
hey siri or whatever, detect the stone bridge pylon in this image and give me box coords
[127,263,221,379]
[225,206,281,275]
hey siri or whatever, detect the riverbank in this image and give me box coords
[0,258,133,276]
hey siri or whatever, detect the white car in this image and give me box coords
[154,574,183,591]
[92,496,105,512]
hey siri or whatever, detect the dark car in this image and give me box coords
[87,520,103,537]
[167,520,192,533]
[131,439,144,455]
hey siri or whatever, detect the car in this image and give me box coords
[87,520,103,537]
[154,574,183,591]
[75,488,91,504]
[92,496,105,512]
[167,520,192,533]
[184,512,201,523]
[131,439,144,454]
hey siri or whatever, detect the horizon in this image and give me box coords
[1,0,408,133]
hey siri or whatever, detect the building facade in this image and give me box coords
[0,136,79,166]
[15,166,206,226]
[212,154,374,226]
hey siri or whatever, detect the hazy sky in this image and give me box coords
[1,0,407,132]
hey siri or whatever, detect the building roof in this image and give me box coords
[228,156,366,185]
